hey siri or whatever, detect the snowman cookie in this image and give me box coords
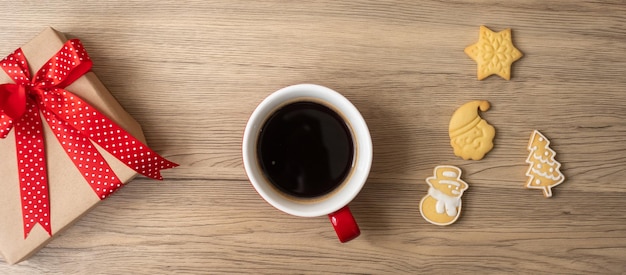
[420,166,469,226]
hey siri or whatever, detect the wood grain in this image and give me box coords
[1,0,625,273]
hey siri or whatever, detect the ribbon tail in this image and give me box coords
[15,102,51,237]
[0,112,14,139]
[41,107,124,199]
[40,88,178,180]
[93,126,179,180]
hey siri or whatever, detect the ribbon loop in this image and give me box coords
[1,38,177,238]
[33,40,93,90]
[1,48,31,85]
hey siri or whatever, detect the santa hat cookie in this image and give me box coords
[449,100,496,160]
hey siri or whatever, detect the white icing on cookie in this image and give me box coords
[428,187,462,217]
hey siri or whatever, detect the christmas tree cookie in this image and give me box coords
[420,166,469,226]
[525,130,564,197]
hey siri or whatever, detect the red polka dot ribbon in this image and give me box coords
[0,39,178,238]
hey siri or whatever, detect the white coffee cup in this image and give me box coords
[242,84,372,242]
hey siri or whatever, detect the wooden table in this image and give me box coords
[1,1,625,273]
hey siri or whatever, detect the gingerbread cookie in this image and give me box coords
[464,25,523,80]
[449,100,495,160]
[525,130,564,198]
[420,166,469,226]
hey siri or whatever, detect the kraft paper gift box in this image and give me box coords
[0,27,176,264]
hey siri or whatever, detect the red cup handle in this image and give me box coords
[328,205,360,243]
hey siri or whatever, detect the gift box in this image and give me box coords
[0,27,177,264]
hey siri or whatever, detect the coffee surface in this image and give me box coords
[257,101,354,198]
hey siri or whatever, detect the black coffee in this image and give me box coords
[257,101,354,198]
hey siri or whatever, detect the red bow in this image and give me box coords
[0,39,178,238]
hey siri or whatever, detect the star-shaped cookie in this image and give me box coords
[464,26,523,80]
